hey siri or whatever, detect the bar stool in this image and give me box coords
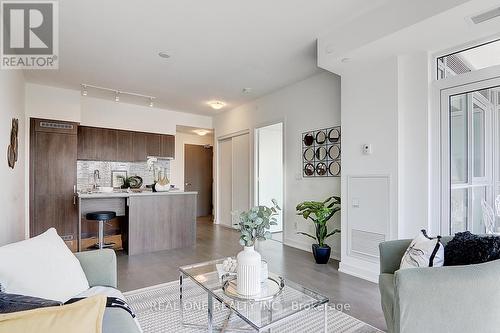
[86,211,116,249]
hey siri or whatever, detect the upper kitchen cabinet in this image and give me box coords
[78,126,175,161]
[160,135,175,158]
[116,130,133,161]
[78,126,117,161]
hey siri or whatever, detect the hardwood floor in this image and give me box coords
[117,216,386,331]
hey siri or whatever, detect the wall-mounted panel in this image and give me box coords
[347,175,390,262]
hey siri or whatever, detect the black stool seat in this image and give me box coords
[86,211,116,221]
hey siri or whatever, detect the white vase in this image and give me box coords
[236,246,261,296]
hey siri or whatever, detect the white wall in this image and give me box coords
[170,132,214,191]
[339,57,399,281]
[214,72,341,258]
[0,70,25,246]
[337,54,433,282]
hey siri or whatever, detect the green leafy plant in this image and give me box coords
[234,199,281,247]
[296,196,340,247]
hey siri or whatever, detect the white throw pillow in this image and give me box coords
[0,228,89,302]
[400,230,444,270]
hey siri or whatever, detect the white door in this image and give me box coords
[218,138,233,227]
[256,123,283,235]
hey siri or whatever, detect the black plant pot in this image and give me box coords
[312,244,331,264]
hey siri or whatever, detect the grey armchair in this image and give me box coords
[379,237,500,333]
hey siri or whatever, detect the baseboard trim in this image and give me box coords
[284,238,341,261]
[338,262,379,283]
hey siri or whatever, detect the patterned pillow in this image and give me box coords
[0,293,61,314]
[400,230,444,270]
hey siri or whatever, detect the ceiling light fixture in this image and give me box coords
[207,100,226,110]
[80,83,156,107]
[194,129,209,136]
[158,51,171,59]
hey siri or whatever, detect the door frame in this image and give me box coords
[215,129,251,227]
[431,67,500,235]
[254,121,285,237]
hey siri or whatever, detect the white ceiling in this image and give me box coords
[24,0,388,115]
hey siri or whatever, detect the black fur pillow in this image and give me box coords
[0,293,61,313]
[444,231,500,266]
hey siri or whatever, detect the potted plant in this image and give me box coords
[233,199,280,296]
[296,196,340,264]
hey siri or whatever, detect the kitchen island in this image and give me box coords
[78,191,197,255]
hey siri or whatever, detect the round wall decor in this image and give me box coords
[302,126,340,177]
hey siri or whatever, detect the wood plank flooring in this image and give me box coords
[116,217,386,331]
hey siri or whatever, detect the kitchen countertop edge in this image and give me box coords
[78,191,198,199]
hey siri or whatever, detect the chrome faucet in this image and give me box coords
[93,169,100,190]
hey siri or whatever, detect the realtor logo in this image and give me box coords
[1,1,58,69]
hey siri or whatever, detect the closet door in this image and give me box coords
[218,138,233,227]
[231,134,250,226]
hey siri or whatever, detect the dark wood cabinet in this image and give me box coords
[30,118,79,250]
[78,126,175,161]
[78,127,117,161]
[116,130,133,161]
[145,133,161,157]
[160,135,175,158]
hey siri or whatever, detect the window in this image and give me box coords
[449,86,500,234]
[437,39,500,80]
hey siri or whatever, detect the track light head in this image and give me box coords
[115,91,120,102]
[149,98,154,107]
[81,84,88,96]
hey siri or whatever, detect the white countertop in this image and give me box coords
[78,190,197,199]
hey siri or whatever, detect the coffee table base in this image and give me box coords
[180,272,328,332]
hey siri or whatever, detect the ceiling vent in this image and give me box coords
[470,7,500,24]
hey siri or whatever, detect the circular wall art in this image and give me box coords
[329,145,340,160]
[316,147,327,161]
[316,131,327,145]
[304,163,315,176]
[303,133,314,146]
[303,148,315,161]
[301,126,341,177]
[329,161,341,176]
[328,128,340,143]
[316,163,327,176]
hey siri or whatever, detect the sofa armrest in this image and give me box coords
[379,239,411,274]
[394,260,500,333]
[74,249,117,288]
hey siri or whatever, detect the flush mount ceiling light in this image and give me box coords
[81,84,88,96]
[80,83,156,107]
[158,51,171,59]
[207,100,226,110]
[194,129,209,136]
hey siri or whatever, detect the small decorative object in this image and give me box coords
[7,118,18,169]
[111,170,128,188]
[296,196,341,264]
[222,274,284,301]
[116,175,143,189]
[302,126,340,177]
[223,257,238,273]
[234,200,280,296]
[153,170,170,192]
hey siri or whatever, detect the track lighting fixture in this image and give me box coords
[80,83,156,107]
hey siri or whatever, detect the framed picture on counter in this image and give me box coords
[112,170,127,188]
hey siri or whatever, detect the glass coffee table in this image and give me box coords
[179,259,329,332]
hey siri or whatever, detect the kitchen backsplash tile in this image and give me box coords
[77,160,171,191]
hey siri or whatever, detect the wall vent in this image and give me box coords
[40,122,74,130]
[471,7,500,24]
[350,229,385,259]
